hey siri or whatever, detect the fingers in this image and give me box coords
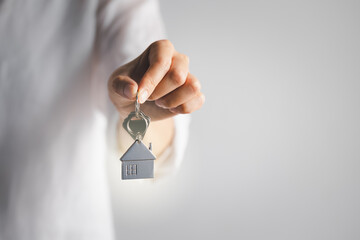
[148,53,189,101]
[169,93,205,114]
[138,40,174,103]
[108,39,205,120]
[108,75,138,103]
[154,73,204,114]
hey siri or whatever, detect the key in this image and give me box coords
[120,92,156,180]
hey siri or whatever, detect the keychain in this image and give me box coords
[120,92,156,180]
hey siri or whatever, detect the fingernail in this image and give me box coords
[139,89,148,103]
[169,108,179,113]
[155,100,166,108]
[124,84,134,99]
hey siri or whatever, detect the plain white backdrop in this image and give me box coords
[112,1,360,239]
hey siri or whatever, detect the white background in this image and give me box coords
[113,1,360,239]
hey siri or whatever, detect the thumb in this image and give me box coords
[109,75,138,102]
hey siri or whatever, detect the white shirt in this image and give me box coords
[0,0,189,239]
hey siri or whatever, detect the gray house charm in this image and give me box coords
[120,140,156,180]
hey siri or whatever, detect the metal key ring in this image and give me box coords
[123,110,151,141]
[135,91,140,117]
[122,90,151,140]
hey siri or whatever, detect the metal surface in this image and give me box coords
[123,91,151,141]
[120,140,156,180]
[122,111,150,141]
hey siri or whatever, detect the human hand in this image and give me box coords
[108,40,205,121]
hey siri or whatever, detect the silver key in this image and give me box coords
[120,92,156,180]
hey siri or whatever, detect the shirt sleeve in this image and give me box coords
[96,0,190,179]
[93,0,167,117]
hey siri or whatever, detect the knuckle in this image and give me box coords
[188,79,201,94]
[200,94,206,105]
[159,39,173,48]
[181,54,190,64]
[155,57,171,72]
[152,39,174,50]
[169,68,186,86]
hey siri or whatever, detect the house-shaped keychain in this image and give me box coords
[120,140,156,180]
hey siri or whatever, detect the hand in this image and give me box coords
[108,40,205,121]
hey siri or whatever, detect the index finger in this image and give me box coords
[138,40,174,103]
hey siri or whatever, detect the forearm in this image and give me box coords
[117,115,175,157]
